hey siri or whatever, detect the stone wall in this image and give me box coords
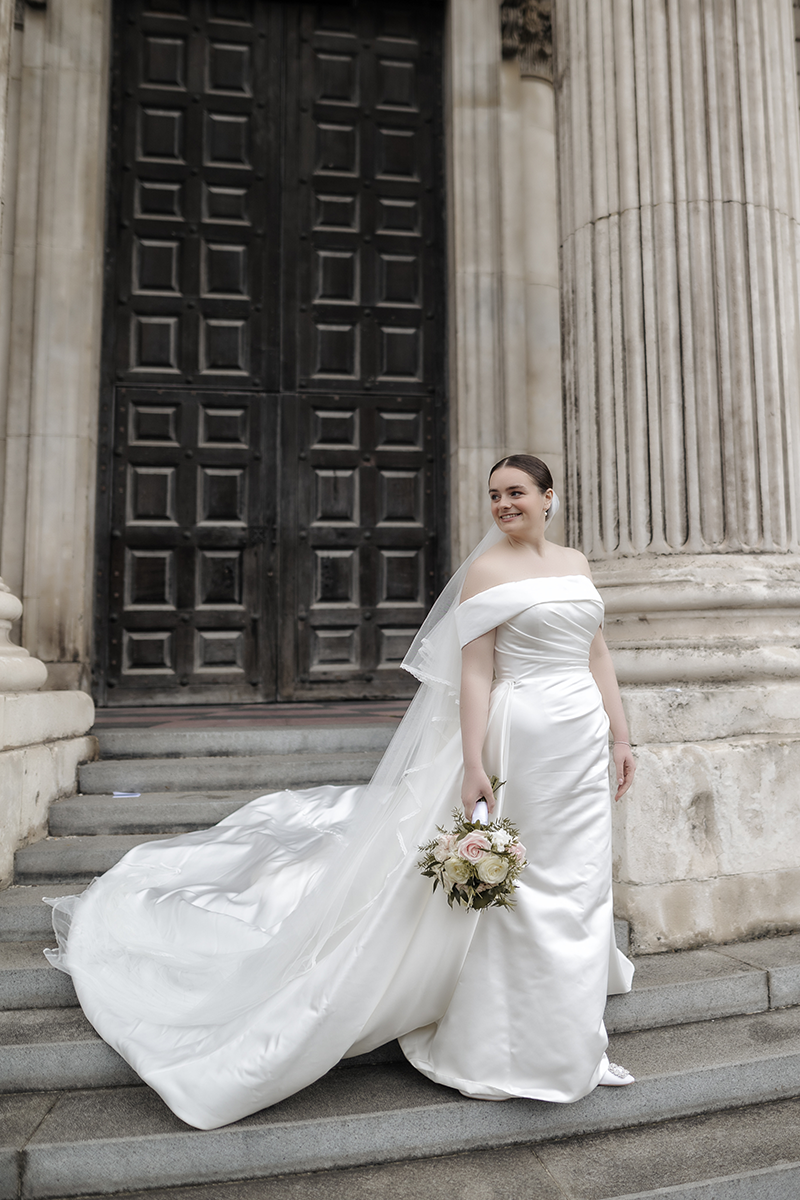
[0,690,96,885]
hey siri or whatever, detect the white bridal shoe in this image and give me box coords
[599,1061,635,1086]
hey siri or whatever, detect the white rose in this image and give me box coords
[444,856,472,884]
[491,830,512,851]
[476,853,509,885]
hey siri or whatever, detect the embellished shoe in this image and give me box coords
[599,1061,635,1086]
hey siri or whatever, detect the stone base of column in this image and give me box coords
[0,691,96,886]
[614,868,800,957]
[596,554,800,954]
[613,719,800,953]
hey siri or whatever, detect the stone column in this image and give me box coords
[446,0,507,562]
[446,0,566,561]
[0,0,19,544]
[0,0,111,690]
[1,2,45,602]
[555,0,800,951]
[0,0,15,248]
[499,0,564,543]
[0,6,96,885]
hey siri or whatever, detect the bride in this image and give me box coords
[45,454,636,1130]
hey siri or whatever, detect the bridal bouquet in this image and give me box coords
[417,778,527,911]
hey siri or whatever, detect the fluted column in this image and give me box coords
[447,0,566,562]
[0,0,18,533]
[446,0,507,562]
[499,0,565,544]
[0,1,15,252]
[556,0,800,558]
[554,0,800,954]
[0,0,110,690]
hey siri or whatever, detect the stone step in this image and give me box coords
[18,1098,800,1200]
[520,1096,800,1199]
[604,943,773,1033]
[0,1007,403,1094]
[710,933,800,1010]
[3,935,789,1041]
[48,791,262,836]
[0,1008,137,1093]
[0,951,786,1092]
[3,890,624,949]
[94,724,397,761]
[4,1007,800,1199]
[0,886,85,943]
[3,933,798,1088]
[14,835,174,885]
[78,750,382,794]
[0,944,77,1009]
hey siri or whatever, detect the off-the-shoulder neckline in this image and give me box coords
[459,575,597,604]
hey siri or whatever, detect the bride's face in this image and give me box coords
[488,468,552,535]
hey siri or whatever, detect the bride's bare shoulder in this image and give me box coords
[558,546,593,578]
[460,544,511,602]
[461,543,592,602]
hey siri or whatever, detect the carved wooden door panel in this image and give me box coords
[97,0,280,704]
[278,3,445,699]
[105,388,275,701]
[96,0,445,705]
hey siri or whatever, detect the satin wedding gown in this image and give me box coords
[46,574,633,1130]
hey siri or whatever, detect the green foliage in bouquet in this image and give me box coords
[417,778,527,911]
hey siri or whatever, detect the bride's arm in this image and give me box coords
[460,630,497,819]
[589,630,636,800]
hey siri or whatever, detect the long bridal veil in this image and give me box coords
[44,526,505,1033]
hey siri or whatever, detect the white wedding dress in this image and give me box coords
[46,574,633,1130]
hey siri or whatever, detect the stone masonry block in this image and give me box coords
[615,869,800,954]
[0,736,96,886]
[612,737,800,886]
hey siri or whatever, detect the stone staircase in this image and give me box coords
[1,721,800,1200]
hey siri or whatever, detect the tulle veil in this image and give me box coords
[44,524,508,1027]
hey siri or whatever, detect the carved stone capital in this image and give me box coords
[500,0,553,82]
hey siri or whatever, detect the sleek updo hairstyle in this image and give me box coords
[488,454,553,494]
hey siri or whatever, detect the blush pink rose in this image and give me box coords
[457,831,491,862]
[508,841,526,862]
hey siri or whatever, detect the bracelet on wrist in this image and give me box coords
[614,740,631,747]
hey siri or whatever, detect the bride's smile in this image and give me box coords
[488,467,553,538]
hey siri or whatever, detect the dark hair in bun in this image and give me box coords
[488,454,553,494]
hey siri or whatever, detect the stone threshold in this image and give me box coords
[91,702,410,731]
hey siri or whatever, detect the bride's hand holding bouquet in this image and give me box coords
[461,765,497,821]
[417,776,527,911]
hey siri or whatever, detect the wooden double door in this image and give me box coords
[95,0,446,705]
